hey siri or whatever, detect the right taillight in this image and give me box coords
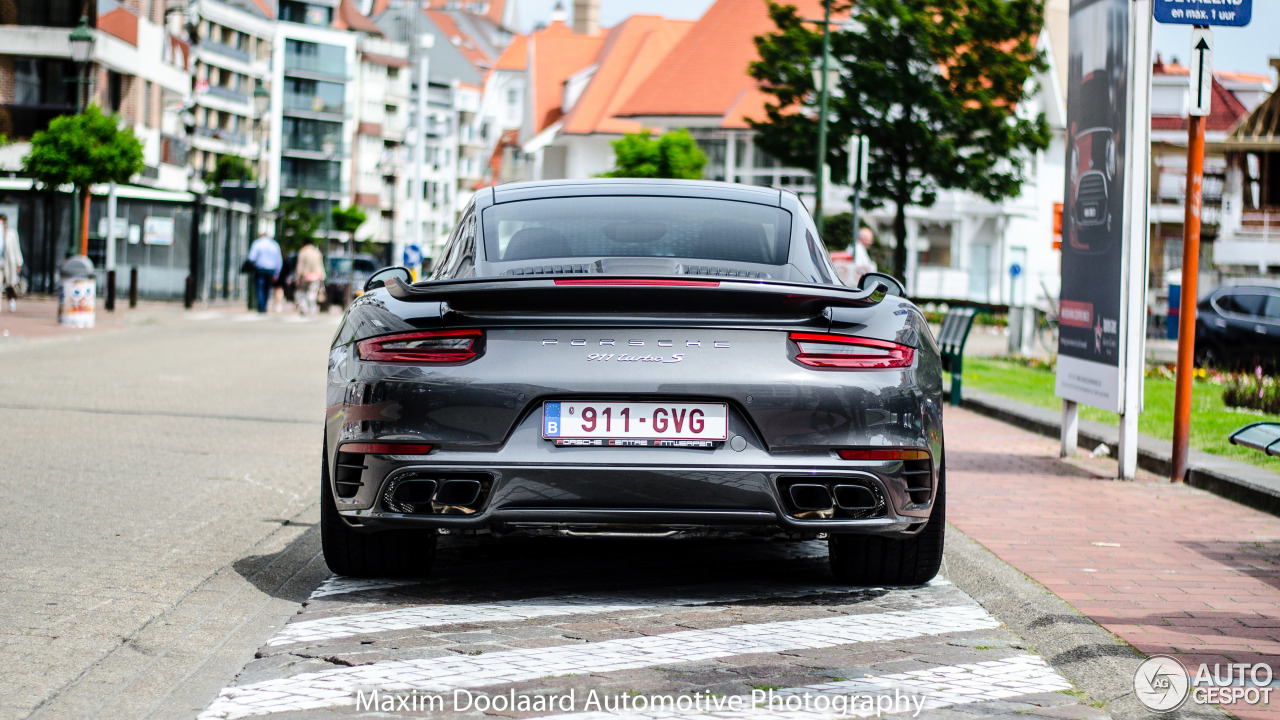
[357,329,483,363]
[789,332,914,369]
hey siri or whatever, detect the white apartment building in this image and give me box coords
[188,0,275,189]
[268,3,358,249]
[352,34,411,252]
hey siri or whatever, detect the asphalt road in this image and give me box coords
[0,308,1173,720]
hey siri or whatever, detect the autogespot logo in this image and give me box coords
[1134,656,1190,712]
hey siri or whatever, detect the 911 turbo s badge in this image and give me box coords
[587,353,684,363]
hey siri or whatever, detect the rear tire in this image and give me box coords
[320,444,437,578]
[828,465,945,586]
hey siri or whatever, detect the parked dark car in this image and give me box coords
[1195,284,1280,369]
[321,253,379,311]
[321,179,945,585]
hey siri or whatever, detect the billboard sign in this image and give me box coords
[1056,0,1130,413]
[1153,0,1251,27]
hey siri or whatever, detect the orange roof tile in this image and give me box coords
[1217,69,1272,85]
[528,20,606,133]
[98,5,139,46]
[560,15,694,136]
[494,33,527,71]
[1151,76,1249,132]
[617,0,827,123]
[335,0,383,35]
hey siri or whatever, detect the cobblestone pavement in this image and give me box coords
[946,406,1280,720]
[199,539,1104,720]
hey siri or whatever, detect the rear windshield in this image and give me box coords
[482,196,792,265]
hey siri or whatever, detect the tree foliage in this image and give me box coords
[749,0,1051,277]
[279,195,320,254]
[23,105,144,189]
[600,129,707,180]
[204,154,255,196]
[331,205,367,235]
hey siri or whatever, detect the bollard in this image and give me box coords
[184,274,195,309]
[105,269,116,312]
[129,266,138,308]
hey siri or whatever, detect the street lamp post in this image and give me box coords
[812,0,832,238]
[68,16,95,257]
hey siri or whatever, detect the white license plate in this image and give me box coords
[543,401,728,442]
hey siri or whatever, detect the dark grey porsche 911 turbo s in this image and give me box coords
[322,179,945,585]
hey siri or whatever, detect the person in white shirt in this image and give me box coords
[246,233,282,314]
[852,227,877,284]
[0,214,24,313]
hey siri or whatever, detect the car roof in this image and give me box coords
[488,178,786,207]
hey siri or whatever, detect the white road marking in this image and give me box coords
[538,655,1070,720]
[199,605,999,719]
[273,583,897,647]
[307,576,419,599]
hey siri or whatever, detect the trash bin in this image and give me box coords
[1166,268,1181,340]
[58,255,96,328]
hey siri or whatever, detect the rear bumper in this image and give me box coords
[332,459,936,537]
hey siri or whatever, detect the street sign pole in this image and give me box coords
[1171,26,1211,483]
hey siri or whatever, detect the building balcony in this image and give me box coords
[283,54,348,80]
[283,93,347,118]
[202,40,253,64]
[196,125,251,147]
[205,84,250,106]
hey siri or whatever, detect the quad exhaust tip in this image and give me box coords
[788,484,834,511]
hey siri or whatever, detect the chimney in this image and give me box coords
[573,0,599,35]
[550,1,567,24]
[1271,57,1280,83]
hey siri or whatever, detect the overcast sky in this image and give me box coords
[514,0,1278,80]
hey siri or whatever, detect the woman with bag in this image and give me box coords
[295,242,325,317]
[0,213,24,313]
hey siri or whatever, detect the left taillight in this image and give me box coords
[357,329,483,363]
[789,332,914,369]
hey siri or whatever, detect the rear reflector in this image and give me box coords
[341,442,434,455]
[789,332,914,369]
[358,329,482,363]
[836,448,930,461]
[553,279,720,287]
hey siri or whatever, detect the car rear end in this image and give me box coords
[321,181,945,583]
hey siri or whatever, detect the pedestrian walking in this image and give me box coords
[295,242,325,317]
[0,213,23,313]
[852,227,877,284]
[246,233,282,314]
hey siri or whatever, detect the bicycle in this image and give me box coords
[1035,281,1060,355]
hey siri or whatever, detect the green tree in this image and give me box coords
[750,0,1051,278]
[204,154,255,197]
[278,195,320,254]
[331,204,372,255]
[600,129,707,179]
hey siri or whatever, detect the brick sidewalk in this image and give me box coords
[946,406,1280,719]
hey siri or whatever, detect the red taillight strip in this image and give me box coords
[789,332,914,369]
[552,278,720,287]
[357,329,483,363]
[837,448,930,461]
[341,442,434,455]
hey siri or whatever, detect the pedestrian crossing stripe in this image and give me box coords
[199,605,1000,719]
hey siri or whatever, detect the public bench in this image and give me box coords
[938,307,980,406]
[1229,423,1280,458]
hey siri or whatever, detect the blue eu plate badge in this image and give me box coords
[543,402,562,437]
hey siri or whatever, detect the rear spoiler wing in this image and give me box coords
[385,276,894,318]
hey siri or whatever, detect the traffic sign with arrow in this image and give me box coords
[1189,28,1212,117]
